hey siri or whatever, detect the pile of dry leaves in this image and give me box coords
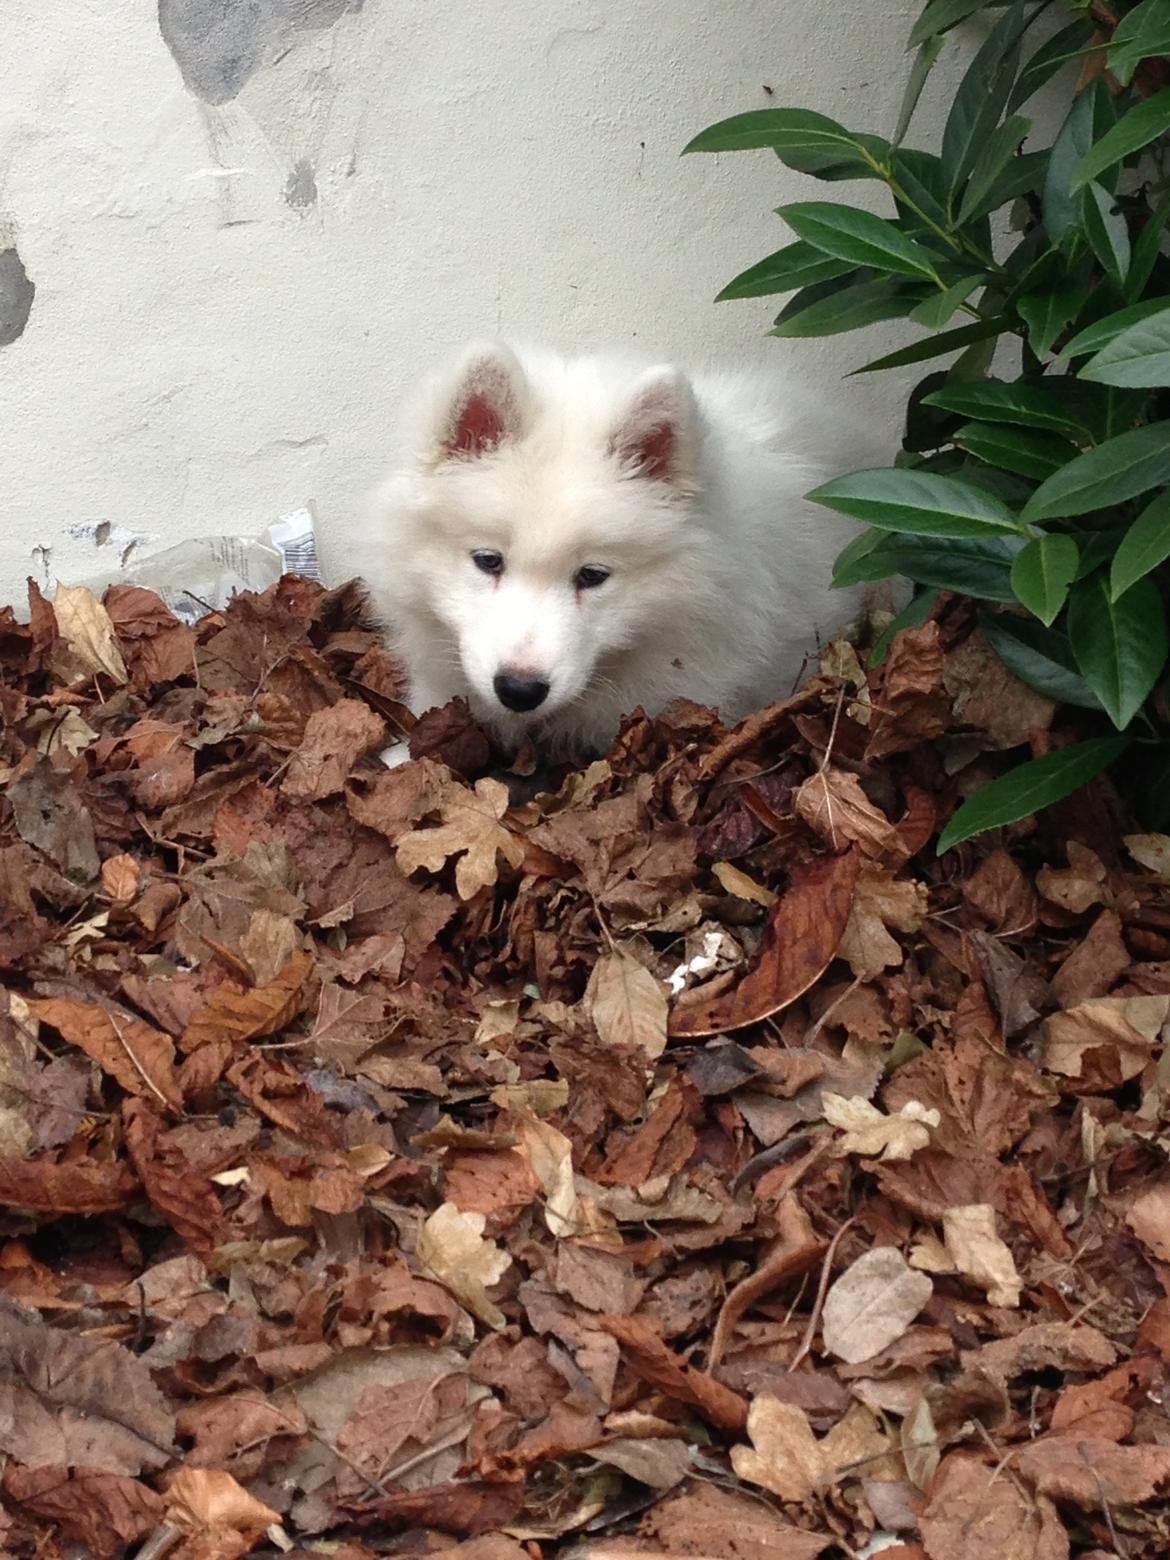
[2,572,1170,1560]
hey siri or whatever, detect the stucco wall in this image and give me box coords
[0,1,970,605]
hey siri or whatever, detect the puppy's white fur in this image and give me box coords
[366,341,888,761]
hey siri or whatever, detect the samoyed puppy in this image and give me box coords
[366,340,888,763]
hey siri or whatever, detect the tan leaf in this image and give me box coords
[100,853,141,903]
[822,1093,938,1161]
[1043,995,1168,1080]
[731,1395,825,1501]
[942,1203,1022,1307]
[28,997,183,1112]
[795,769,899,856]
[51,584,129,683]
[1126,1180,1170,1261]
[838,866,928,979]
[1125,831,1170,881]
[35,707,99,757]
[514,1110,579,1237]
[165,1466,279,1537]
[396,776,525,900]
[418,1202,512,1330]
[587,950,668,1061]
[821,1246,933,1364]
[712,861,776,906]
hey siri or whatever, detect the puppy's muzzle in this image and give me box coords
[494,669,550,713]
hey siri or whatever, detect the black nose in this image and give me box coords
[493,670,550,713]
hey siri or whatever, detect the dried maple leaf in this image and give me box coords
[396,775,525,900]
[418,1202,512,1330]
[821,1247,933,1364]
[281,698,386,801]
[29,996,183,1112]
[586,949,668,1060]
[838,866,928,979]
[0,1296,175,1474]
[823,1094,938,1161]
[670,850,858,1037]
[1043,994,1168,1081]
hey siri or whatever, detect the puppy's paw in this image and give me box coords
[378,742,411,770]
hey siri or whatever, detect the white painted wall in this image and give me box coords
[0,0,972,606]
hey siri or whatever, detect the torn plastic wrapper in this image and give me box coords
[72,506,321,625]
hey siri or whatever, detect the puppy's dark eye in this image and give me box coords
[575,565,611,590]
[472,549,504,576]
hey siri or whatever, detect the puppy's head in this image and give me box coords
[386,341,704,731]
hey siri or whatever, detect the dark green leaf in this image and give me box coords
[1022,423,1170,521]
[941,0,1028,198]
[937,736,1130,851]
[981,611,1104,707]
[716,243,853,301]
[956,420,1076,479]
[830,528,885,587]
[853,533,1026,600]
[1010,533,1080,623]
[1009,18,1096,112]
[909,275,985,328]
[867,590,941,667]
[1044,81,1114,242]
[909,0,1007,47]
[895,36,945,146]
[959,150,1048,223]
[684,108,872,158]
[1111,488,1170,599]
[1128,193,1170,299]
[777,203,942,281]
[808,467,1022,536]
[1068,572,1169,726]
[851,316,1012,373]
[1018,265,1090,357]
[1081,182,1132,289]
[957,114,1032,224]
[1074,88,1170,188]
[1108,0,1170,89]
[923,379,1092,435]
[890,148,953,233]
[1064,296,1170,357]
[1080,307,1170,386]
[770,278,923,337]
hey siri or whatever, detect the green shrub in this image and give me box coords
[688,0,1170,850]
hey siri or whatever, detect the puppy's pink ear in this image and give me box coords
[609,366,699,489]
[430,342,529,462]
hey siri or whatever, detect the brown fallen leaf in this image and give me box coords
[2,1467,162,1560]
[100,852,141,902]
[281,697,386,801]
[587,949,668,1060]
[644,1483,836,1560]
[28,996,183,1112]
[123,1098,226,1258]
[1126,1180,1170,1261]
[418,1202,512,1330]
[180,949,312,1055]
[598,1313,748,1435]
[1014,1434,1170,1507]
[821,1247,933,1364]
[796,768,901,856]
[919,1453,1067,1560]
[838,867,928,979]
[0,1156,139,1214]
[396,775,525,899]
[669,849,859,1037]
[941,1203,1022,1307]
[0,1295,176,1474]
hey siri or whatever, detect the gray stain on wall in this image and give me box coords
[158,0,365,105]
[284,159,319,208]
[0,249,34,346]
